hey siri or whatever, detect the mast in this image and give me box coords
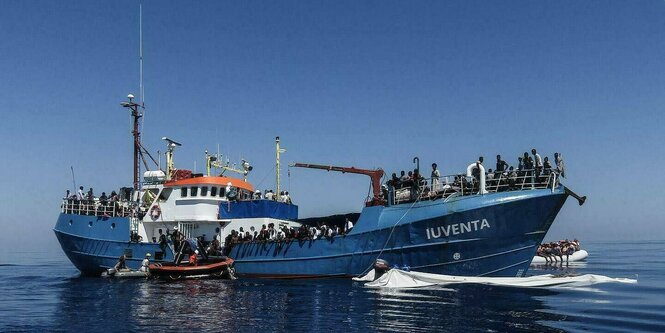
[276,137,283,200]
[121,94,142,190]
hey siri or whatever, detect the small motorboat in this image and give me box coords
[531,249,588,265]
[149,257,235,280]
[102,268,150,279]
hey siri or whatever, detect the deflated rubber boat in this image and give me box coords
[102,268,149,279]
[354,268,636,289]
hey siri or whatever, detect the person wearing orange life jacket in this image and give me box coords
[189,250,199,266]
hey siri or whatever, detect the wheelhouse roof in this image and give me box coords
[164,176,254,192]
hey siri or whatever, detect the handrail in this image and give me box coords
[387,168,561,205]
[61,198,137,218]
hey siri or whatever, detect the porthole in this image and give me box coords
[68,219,73,226]
[111,223,116,229]
[88,221,93,227]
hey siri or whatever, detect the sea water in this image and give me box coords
[0,241,663,332]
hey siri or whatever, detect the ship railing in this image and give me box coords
[61,199,138,217]
[390,168,561,205]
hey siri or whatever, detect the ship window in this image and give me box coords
[88,221,93,227]
[219,187,226,197]
[210,187,217,196]
[111,223,116,229]
[154,251,164,260]
[190,186,198,197]
[124,249,133,258]
[181,187,187,198]
[159,188,173,201]
[201,186,208,196]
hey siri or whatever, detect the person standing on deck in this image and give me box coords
[76,186,85,201]
[496,155,508,173]
[431,163,441,193]
[554,152,566,178]
[532,149,543,183]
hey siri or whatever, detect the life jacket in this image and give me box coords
[189,253,198,266]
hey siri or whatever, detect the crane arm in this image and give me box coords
[291,162,386,206]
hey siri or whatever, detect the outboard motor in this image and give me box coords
[373,259,390,281]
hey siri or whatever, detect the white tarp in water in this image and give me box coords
[357,269,637,289]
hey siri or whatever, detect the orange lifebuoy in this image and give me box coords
[149,205,161,220]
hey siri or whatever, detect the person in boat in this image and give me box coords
[170,226,183,252]
[189,250,199,266]
[158,229,168,252]
[207,238,221,256]
[572,238,581,251]
[114,255,127,271]
[140,253,151,272]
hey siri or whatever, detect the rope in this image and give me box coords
[355,189,423,278]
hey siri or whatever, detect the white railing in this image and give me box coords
[388,168,561,205]
[60,199,137,217]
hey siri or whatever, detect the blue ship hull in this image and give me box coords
[230,188,568,278]
[54,188,568,278]
[53,215,173,275]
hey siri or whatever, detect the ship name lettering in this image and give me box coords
[426,219,490,240]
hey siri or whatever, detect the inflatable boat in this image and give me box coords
[102,268,149,278]
[149,257,235,280]
[530,249,588,265]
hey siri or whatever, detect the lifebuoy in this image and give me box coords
[149,205,161,220]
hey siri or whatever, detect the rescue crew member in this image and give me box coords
[189,250,199,266]
[140,253,151,272]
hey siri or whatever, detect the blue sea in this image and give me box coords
[1,241,663,332]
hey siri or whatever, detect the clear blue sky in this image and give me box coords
[1,1,664,250]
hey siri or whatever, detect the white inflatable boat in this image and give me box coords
[530,249,588,265]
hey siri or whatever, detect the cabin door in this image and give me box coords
[178,222,195,239]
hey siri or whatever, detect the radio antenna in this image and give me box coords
[139,2,144,107]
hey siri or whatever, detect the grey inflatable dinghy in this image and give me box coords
[102,268,149,278]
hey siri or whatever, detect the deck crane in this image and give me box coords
[290,163,386,207]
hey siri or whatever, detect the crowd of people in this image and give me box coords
[536,239,581,263]
[385,149,566,202]
[221,219,355,255]
[62,186,131,216]
[252,189,292,204]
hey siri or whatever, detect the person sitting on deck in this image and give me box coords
[189,250,199,266]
